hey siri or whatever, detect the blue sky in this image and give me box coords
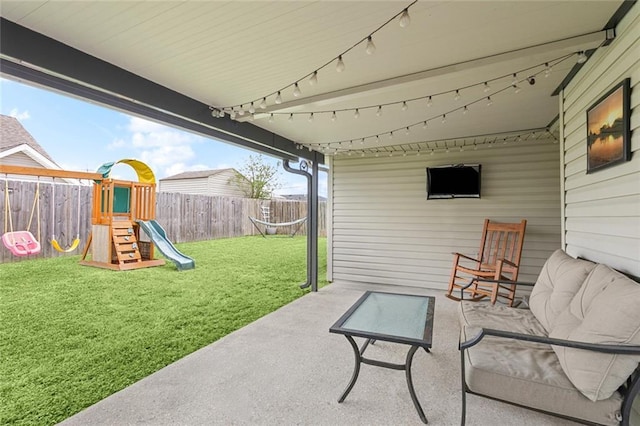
[1,78,325,196]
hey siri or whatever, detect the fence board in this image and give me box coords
[1,180,326,263]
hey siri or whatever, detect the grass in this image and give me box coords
[0,236,327,425]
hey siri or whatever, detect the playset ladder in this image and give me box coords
[111,221,141,265]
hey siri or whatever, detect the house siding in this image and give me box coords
[1,152,56,182]
[207,169,247,198]
[561,4,640,277]
[329,139,562,290]
[159,170,248,197]
[159,177,210,195]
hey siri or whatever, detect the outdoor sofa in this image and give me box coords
[457,249,640,425]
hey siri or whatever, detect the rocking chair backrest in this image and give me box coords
[477,219,527,278]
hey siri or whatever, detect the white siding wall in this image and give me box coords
[207,169,248,198]
[159,177,210,195]
[329,139,561,290]
[561,4,640,277]
[1,152,59,182]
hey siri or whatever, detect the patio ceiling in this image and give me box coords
[0,1,628,160]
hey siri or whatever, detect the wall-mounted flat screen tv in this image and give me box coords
[426,164,481,199]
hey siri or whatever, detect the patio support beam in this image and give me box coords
[0,18,324,165]
[245,30,611,118]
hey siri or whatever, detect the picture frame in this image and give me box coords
[586,78,631,173]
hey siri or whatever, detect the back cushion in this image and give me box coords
[550,264,640,401]
[529,250,596,332]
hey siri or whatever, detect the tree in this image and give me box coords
[234,154,281,199]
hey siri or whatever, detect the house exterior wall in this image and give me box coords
[560,4,639,277]
[207,169,248,198]
[159,177,210,195]
[1,152,55,182]
[328,139,562,290]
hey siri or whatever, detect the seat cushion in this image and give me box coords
[461,324,623,425]
[529,249,596,332]
[458,301,547,336]
[550,264,640,401]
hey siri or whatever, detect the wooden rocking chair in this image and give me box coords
[446,219,527,306]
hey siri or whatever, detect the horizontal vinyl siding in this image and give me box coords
[561,3,640,277]
[207,170,247,198]
[159,178,210,195]
[331,140,561,291]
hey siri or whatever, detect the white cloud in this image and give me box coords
[122,116,207,179]
[9,108,30,121]
[107,138,127,150]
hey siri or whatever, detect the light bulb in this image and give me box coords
[399,8,410,28]
[512,73,518,85]
[463,106,468,115]
[486,96,493,106]
[403,152,407,157]
[249,102,255,114]
[230,111,237,120]
[426,96,433,107]
[483,82,491,93]
[473,144,478,151]
[360,138,365,145]
[577,51,587,64]
[402,101,408,111]
[238,108,245,116]
[293,83,301,97]
[361,152,365,157]
[454,90,461,101]
[288,113,293,122]
[259,98,267,109]
[460,146,464,152]
[441,114,446,124]
[416,150,421,156]
[513,84,521,94]
[389,131,394,139]
[331,111,337,122]
[544,63,551,78]
[268,114,274,123]
[445,147,450,153]
[430,150,434,156]
[366,36,376,55]
[354,109,360,119]
[308,113,314,122]
[248,113,254,122]
[336,55,345,72]
[375,152,379,158]
[405,127,410,135]
[422,121,428,129]
[211,109,218,118]
[309,71,318,86]
[275,92,282,104]
[389,152,393,157]
[376,106,382,117]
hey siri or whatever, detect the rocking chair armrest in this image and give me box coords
[470,277,536,287]
[452,252,481,263]
[460,328,640,355]
[496,258,518,268]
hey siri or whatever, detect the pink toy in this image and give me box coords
[1,231,41,256]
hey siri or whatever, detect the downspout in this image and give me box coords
[283,159,318,291]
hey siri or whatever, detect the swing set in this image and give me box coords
[1,165,98,257]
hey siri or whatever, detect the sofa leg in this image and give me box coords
[461,348,467,426]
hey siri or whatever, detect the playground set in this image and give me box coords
[0,159,194,271]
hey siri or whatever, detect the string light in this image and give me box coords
[288,113,293,122]
[441,114,447,124]
[454,90,461,101]
[309,71,318,86]
[308,113,314,122]
[376,106,382,117]
[260,98,267,109]
[402,101,408,111]
[577,51,588,64]
[544,63,551,77]
[483,82,491,92]
[366,36,376,55]
[293,83,301,97]
[268,114,274,123]
[354,109,360,119]
[275,92,282,104]
[249,102,255,114]
[463,106,469,115]
[426,96,433,107]
[399,8,411,27]
[486,96,493,106]
[331,111,337,121]
[213,2,416,113]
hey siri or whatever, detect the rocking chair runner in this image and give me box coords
[445,218,527,306]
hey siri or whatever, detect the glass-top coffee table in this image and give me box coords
[330,291,435,424]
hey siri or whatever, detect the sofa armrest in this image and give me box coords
[460,327,640,355]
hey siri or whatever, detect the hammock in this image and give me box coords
[248,216,307,238]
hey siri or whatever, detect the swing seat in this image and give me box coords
[2,231,41,256]
[52,238,80,253]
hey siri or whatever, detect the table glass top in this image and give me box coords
[339,292,432,341]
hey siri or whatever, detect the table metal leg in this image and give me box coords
[338,335,361,403]
[406,345,428,424]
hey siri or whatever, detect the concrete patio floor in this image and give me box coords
[60,282,576,425]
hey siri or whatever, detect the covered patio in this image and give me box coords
[1,1,638,424]
[59,282,574,425]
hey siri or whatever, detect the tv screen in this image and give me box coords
[426,164,481,199]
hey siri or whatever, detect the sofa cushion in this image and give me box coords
[550,264,640,401]
[529,249,596,332]
[458,301,547,336]
[460,324,623,425]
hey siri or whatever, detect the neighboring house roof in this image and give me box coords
[160,168,246,181]
[0,114,59,165]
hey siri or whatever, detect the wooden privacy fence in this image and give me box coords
[0,179,326,263]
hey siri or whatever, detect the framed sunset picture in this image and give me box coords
[586,78,631,173]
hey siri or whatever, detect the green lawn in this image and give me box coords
[0,236,327,425]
